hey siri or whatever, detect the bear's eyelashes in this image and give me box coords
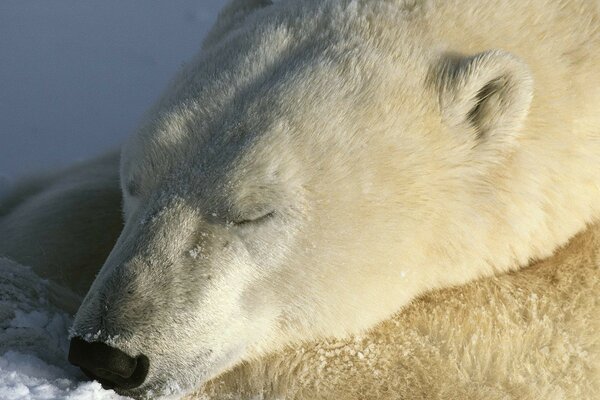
[232,210,276,226]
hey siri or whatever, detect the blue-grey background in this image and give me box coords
[0,1,226,182]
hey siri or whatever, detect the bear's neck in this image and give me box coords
[435,133,600,292]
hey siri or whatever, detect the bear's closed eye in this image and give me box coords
[233,211,276,226]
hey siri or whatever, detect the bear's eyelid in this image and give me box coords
[234,210,276,226]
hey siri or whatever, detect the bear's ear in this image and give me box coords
[431,50,533,149]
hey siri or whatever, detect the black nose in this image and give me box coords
[68,336,149,390]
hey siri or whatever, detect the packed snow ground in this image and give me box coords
[1,1,227,399]
[0,258,127,399]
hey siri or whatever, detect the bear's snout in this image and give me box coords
[68,336,149,390]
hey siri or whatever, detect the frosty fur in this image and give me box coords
[1,0,600,397]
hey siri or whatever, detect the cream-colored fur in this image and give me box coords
[198,222,600,399]
[0,152,122,296]
[1,0,599,398]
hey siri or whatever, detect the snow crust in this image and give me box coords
[0,258,127,399]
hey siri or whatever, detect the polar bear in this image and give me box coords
[1,0,600,398]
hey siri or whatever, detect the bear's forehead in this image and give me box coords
[145,0,425,124]
[123,0,431,202]
[124,120,286,205]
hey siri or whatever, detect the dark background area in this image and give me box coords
[0,1,226,184]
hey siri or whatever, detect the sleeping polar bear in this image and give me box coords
[2,0,600,398]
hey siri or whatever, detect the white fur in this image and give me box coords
[198,223,600,399]
[2,0,599,398]
[0,152,122,296]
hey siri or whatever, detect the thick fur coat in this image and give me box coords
[198,222,600,399]
[0,0,599,398]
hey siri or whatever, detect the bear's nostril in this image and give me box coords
[68,336,149,390]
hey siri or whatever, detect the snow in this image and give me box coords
[0,351,125,400]
[0,258,129,399]
[0,2,227,399]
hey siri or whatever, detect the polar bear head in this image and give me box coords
[69,3,533,398]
